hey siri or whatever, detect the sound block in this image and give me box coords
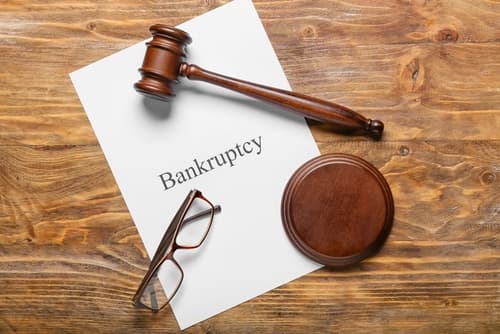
[281,154,394,267]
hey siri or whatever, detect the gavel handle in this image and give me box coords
[179,63,383,140]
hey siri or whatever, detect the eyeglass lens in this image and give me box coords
[176,197,214,247]
[139,260,183,311]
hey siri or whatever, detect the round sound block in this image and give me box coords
[281,154,394,267]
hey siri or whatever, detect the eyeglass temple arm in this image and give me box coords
[182,204,221,224]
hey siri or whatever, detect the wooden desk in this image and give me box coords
[1,1,498,332]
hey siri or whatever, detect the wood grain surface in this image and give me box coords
[0,0,499,333]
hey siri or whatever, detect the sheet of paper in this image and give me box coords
[70,0,321,329]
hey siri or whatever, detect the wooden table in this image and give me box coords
[1,1,499,332]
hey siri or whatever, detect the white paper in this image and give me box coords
[70,0,321,329]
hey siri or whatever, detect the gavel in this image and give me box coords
[134,24,384,140]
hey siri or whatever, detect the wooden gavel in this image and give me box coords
[134,24,384,140]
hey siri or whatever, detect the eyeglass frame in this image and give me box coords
[132,189,220,312]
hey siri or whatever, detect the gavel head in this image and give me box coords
[134,24,192,101]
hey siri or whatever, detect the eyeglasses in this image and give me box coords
[133,189,221,312]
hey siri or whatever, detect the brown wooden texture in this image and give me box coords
[282,153,394,266]
[0,0,498,333]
